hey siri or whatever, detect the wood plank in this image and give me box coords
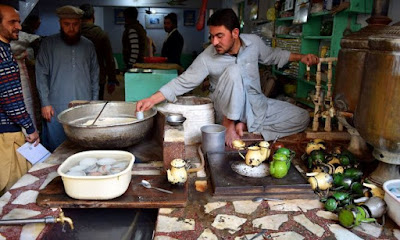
[305,130,351,140]
[37,175,188,208]
[207,152,316,199]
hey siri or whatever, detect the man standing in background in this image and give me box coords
[161,13,184,65]
[10,20,41,130]
[36,5,99,152]
[80,4,119,100]
[122,7,147,69]
[0,4,40,195]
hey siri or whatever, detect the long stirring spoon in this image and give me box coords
[91,101,108,126]
[141,180,173,194]
[252,196,282,202]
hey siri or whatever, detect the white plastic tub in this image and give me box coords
[383,179,400,226]
[57,150,135,200]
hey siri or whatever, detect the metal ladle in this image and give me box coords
[252,196,282,202]
[141,180,173,194]
[90,101,108,126]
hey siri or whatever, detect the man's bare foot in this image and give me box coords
[235,122,247,137]
[226,126,240,148]
[223,117,240,148]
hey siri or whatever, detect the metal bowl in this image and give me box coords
[58,102,157,149]
[166,114,186,126]
[128,68,140,73]
[142,69,153,73]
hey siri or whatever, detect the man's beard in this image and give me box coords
[60,29,81,45]
[216,41,235,55]
[0,26,19,42]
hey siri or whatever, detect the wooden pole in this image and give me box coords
[313,92,323,131]
[315,62,322,102]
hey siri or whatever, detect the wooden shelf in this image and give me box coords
[277,11,330,22]
[276,34,301,39]
[310,11,331,17]
[251,19,271,25]
[276,16,294,21]
[298,78,328,89]
[273,69,298,80]
[295,98,315,108]
[303,35,332,40]
[273,0,372,103]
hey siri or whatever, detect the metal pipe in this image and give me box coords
[0,216,56,225]
[366,0,391,25]
[0,208,74,230]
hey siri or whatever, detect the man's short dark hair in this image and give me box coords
[0,4,12,23]
[124,7,138,20]
[164,13,177,26]
[80,4,94,20]
[207,8,239,32]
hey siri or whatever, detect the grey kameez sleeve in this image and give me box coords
[159,55,209,102]
[35,39,51,107]
[255,36,291,68]
[89,45,100,100]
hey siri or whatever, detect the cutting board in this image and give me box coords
[37,175,188,208]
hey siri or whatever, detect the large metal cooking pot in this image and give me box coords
[58,102,157,149]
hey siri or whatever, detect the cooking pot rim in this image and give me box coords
[57,102,157,128]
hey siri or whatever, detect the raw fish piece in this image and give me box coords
[84,164,98,173]
[389,187,400,198]
[88,172,103,176]
[110,168,124,174]
[69,165,86,172]
[111,161,129,170]
[97,158,116,165]
[80,157,98,166]
[98,164,112,174]
[66,170,86,176]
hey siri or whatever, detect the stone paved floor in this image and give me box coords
[0,132,399,239]
[152,136,400,240]
[152,178,400,240]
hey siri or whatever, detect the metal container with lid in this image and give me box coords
[353,30,400,185]
[354,31,400,158]
[334,0,392,113]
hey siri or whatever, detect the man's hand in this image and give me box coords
[289,53,319,66]
[136,91,166,112]
[300,54,319,66]
[107,82,116,95]
[41,105,54,122]
[26,131,40,147]
[136,98,156,112]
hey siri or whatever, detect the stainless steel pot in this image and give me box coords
[58,102,157,149]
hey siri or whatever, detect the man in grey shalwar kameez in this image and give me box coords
[136,9,319,147]
[36,6,99,151]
